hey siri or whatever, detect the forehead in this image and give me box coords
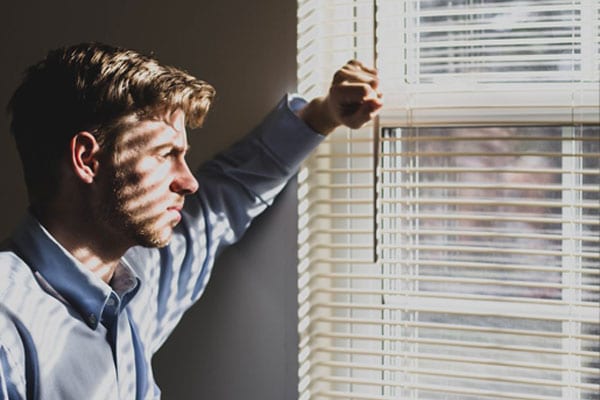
[116,109,188,151]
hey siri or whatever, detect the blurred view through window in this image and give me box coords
[378,126,599,398]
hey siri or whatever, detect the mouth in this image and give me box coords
[167,203,184,222]
[167,199,185,212]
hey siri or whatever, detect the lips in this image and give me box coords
[167,200,185,212]
[167,202,184,222]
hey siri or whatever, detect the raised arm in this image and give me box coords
[126,61,383,352]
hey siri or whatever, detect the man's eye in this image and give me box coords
[156,147,186,161]
[158,150,175,159]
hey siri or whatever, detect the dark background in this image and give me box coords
[0,1,300,398]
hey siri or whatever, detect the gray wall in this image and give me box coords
[0,1,300,399]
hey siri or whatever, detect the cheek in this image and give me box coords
[119,158,170,189]
[115,161,174,213]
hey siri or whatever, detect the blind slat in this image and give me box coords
[308,286,600,304]
[316,376,573,400]
[313,360,599,391]
[309,345,598,375]
[311,316,599,341]
[305,258,597,275]
[307,301,599,324]
[312,331,598,358]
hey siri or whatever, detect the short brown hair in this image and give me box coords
[7,42,215,204]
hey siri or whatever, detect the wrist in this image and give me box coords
[297,96,339,135]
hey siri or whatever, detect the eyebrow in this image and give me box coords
[151,143,191,154]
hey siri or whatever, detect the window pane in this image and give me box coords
[378,125,600,399]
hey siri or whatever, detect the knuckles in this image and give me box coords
[326,60,382,130]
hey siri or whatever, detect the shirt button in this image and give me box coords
[106,298,116,307]
[88,313,97,325]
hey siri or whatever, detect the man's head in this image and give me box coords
[7,42,215,249]
[7,42,215,207]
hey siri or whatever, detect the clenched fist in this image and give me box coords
[299,60,383,135]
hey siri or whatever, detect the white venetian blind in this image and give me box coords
[297,1,600,399]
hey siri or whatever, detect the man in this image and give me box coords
[0,42,382,399]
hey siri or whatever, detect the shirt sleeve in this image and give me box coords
[192,94,323,248]
[125,94,325,352]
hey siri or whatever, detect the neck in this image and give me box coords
[33,204,130,284]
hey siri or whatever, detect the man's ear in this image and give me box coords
[70,131,101,184]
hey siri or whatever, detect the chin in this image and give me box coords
[129,222,176,248]
[137,230,174,248]
[116,210,181,249]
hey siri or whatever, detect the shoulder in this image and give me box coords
[0,249,38,353]
[0,250,49,397]
[0,295,28,397]
[0,303,25,357]
[0,248,52,343]
[0,250,40,300]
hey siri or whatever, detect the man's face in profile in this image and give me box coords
[94,109,199,248]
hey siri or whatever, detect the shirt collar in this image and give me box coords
[110,257,140,310]
[11,212,140,330]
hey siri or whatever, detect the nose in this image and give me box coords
[170,159,199,195]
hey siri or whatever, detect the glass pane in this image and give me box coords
[378,125,600,399]
[411,0,582,83]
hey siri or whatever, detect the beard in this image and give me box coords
[95,167,178,249]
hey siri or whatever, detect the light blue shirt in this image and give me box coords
[0,95,323,400]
